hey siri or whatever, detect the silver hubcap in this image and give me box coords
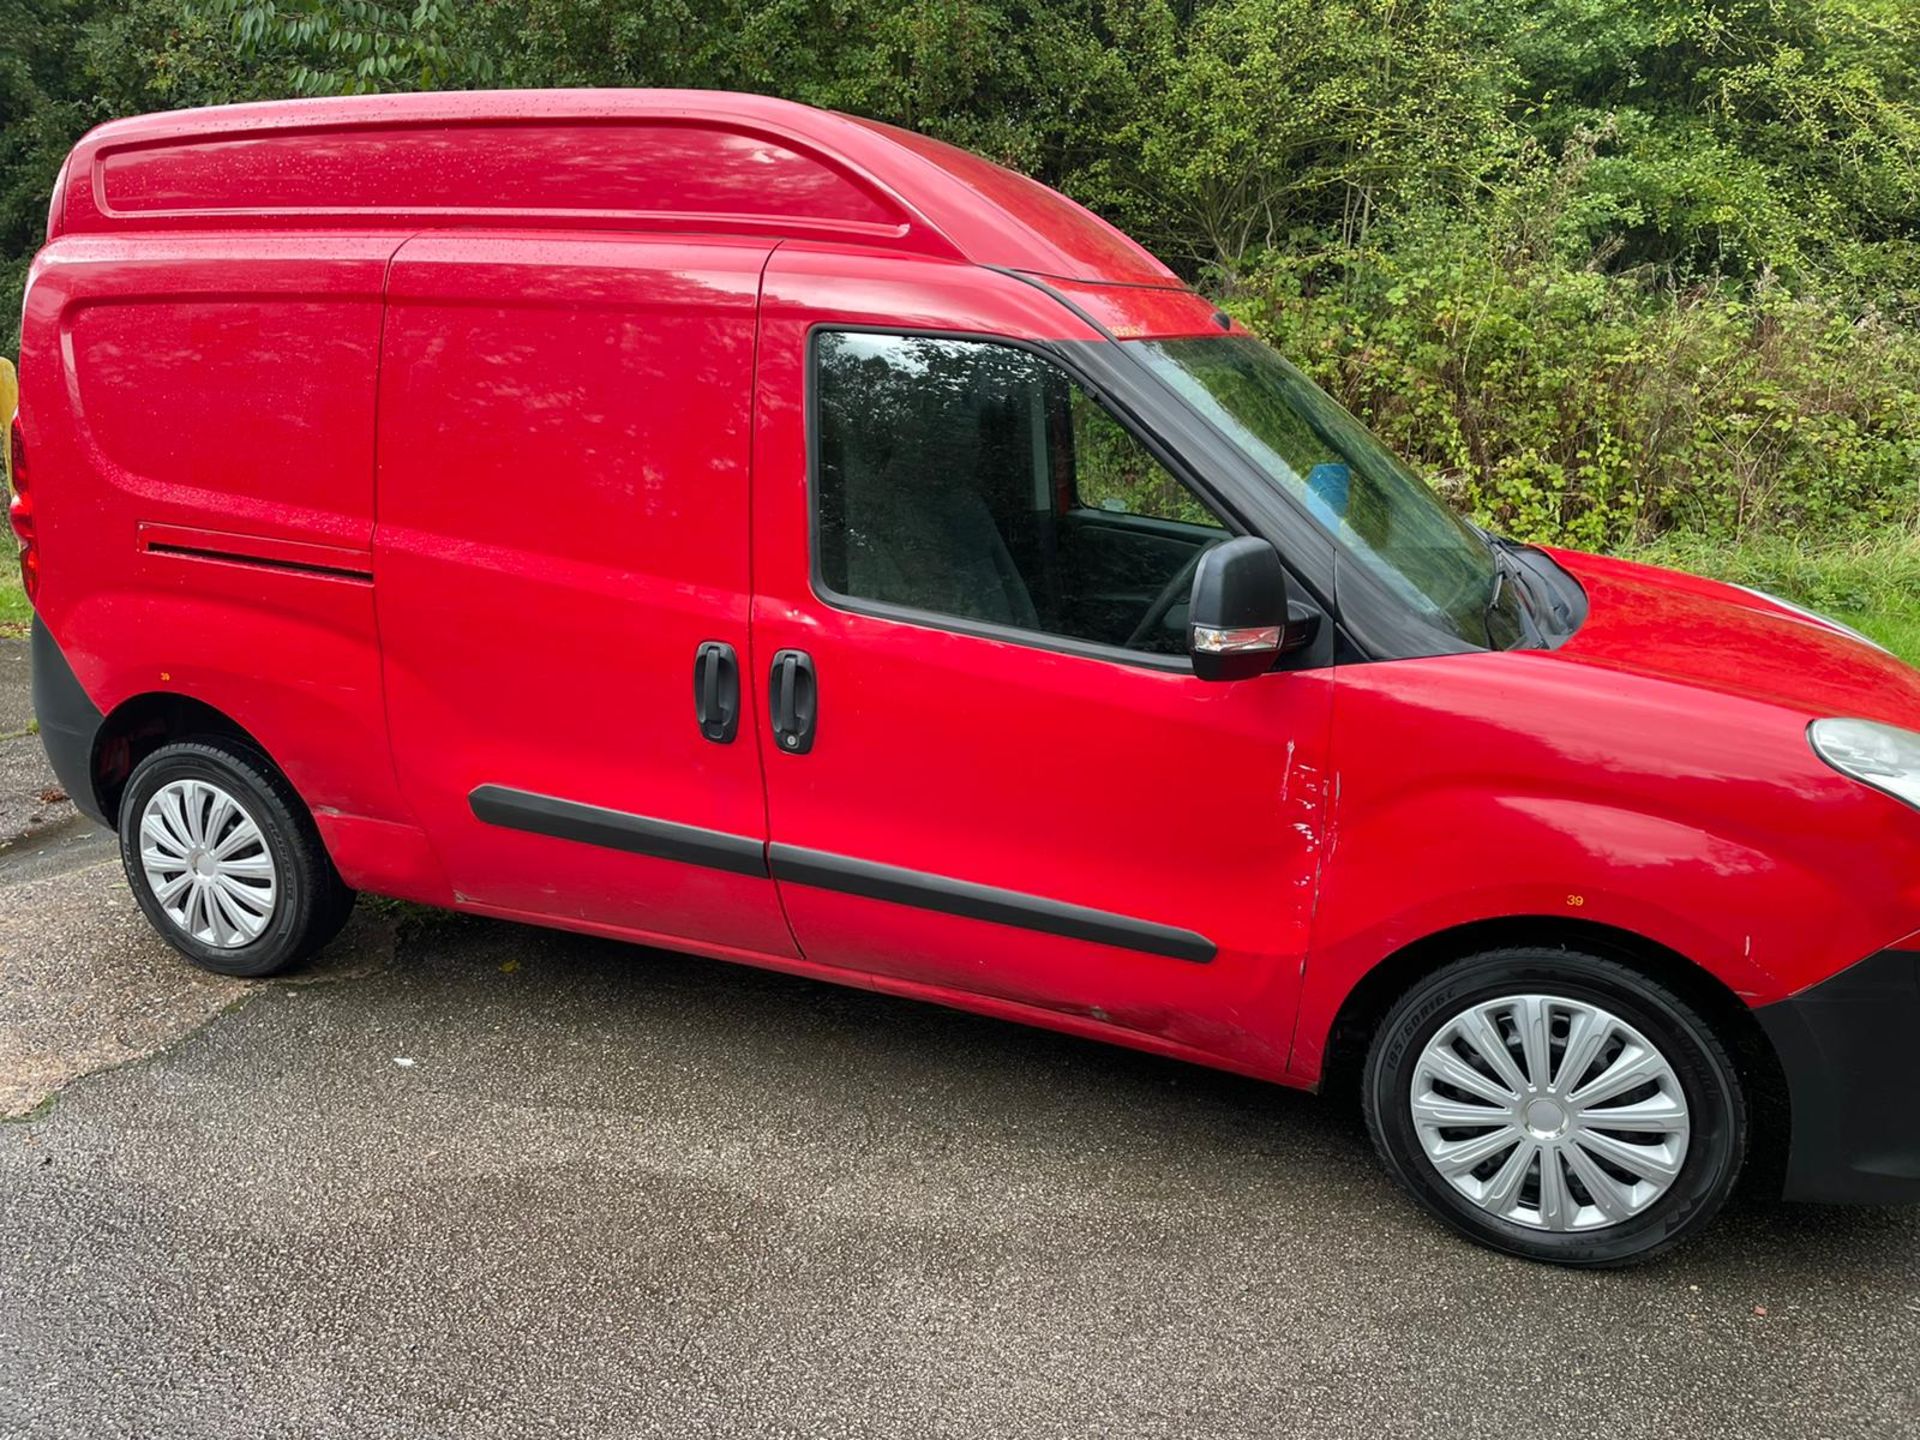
[139,779,278,949]
[1410,994,1690,1232]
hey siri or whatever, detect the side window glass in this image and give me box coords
[813,330,1230,656]
[1071,390,1219,528]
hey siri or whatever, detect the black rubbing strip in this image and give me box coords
[467,788,1215,961]
[768,843,1216,963]
[469,786,769,878]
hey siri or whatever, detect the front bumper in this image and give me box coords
[1755,946,1920,1204]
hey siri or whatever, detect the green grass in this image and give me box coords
[1625,531,1920,667]
[0,567,25,639]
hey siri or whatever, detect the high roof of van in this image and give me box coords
[49,89,1182,290]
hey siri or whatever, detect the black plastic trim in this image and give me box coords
[466,785,1214,962]
[768,842,1216,963]
[692,640,741,744]
[146,542,373,584]
[30,616,108,825]
[768,647,818,754]
[1754,946,1920,1204]
[468,785,768,878]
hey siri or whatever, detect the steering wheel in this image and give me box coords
[1123,546,1208,651]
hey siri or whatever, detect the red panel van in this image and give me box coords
[15,91,1920,1264]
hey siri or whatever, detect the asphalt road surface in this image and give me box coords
[1,640,1916,1439]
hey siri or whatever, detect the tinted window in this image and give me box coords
[813,332,1228,656]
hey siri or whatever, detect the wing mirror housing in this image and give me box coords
[1187,537,1319,681]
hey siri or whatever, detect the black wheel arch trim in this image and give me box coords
[467,784,1215,963]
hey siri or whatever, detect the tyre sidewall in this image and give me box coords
[118,744,314,978]
[1367,950,1746,1267]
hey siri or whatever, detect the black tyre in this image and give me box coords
[1363,948,1746,1267]
[118,739,356,978]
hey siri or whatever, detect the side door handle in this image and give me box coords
[769,649,817,755]
[692,641,740,744]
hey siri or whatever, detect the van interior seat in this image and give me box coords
[843,457,1039,631]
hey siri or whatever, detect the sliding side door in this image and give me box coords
[374,233,796,959]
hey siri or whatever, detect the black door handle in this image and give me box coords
[769,649,817,755]
[692,641,740,744]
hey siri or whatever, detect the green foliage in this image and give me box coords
[0,567,26,635]
[1471,0,1920,302]
[198,1,497,95]
[1246,155,1920,547]
[3,0,1919,563]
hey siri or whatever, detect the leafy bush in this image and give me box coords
[2,0,1918,558]
[1246,192,1920,548]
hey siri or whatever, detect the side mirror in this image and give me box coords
[1187,537,1318,681]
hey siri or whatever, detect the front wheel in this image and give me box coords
[1363,948,1747,1266]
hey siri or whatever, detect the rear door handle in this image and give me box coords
[692,641,740,744]
[769,649,817,755]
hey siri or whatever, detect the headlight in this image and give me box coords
[1810,719,1920,810]
[1735,584,1888,654]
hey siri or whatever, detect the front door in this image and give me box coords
[749,255,1334,1076]
[374,233,796,960]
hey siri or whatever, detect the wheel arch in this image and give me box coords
[91,691,276,825]
[1316,914,1789,1193]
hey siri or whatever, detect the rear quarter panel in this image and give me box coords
[19,233,417,861]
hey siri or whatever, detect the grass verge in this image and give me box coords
[0,567,24,639]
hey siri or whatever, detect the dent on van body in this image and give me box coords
[1284,650,1920,1082]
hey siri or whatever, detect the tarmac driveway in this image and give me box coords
[0,637,1915,1439]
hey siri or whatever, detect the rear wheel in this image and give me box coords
[1363,948,1747,1266]
[119,739,355,978]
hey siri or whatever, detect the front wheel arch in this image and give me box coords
[1320,915,1789,1198]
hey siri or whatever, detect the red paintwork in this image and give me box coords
[1292,549,1920,1078]
[751,247,1334,1077]
[19,91,1920,1095]
[373,231,795,954]
[1041,276,1250,340]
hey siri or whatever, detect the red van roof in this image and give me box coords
[51,89,1181,289]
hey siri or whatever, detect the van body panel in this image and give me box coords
[1026,275,1244,341]
[92,121,900,233]
[837,114,1179,286]
[19,230,411,833]
[372,231,797,957]
[1282,610,1920,1082]
[1288,629,1920,1080]
[48,91,1173,288]
[31,232,393,548]
[746,246,1332,1078]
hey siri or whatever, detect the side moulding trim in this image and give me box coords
[468,784,1216,963]
[768,842,1217,964]
[467,785,769,878]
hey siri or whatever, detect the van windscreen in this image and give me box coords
[1130,335,1532,651]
